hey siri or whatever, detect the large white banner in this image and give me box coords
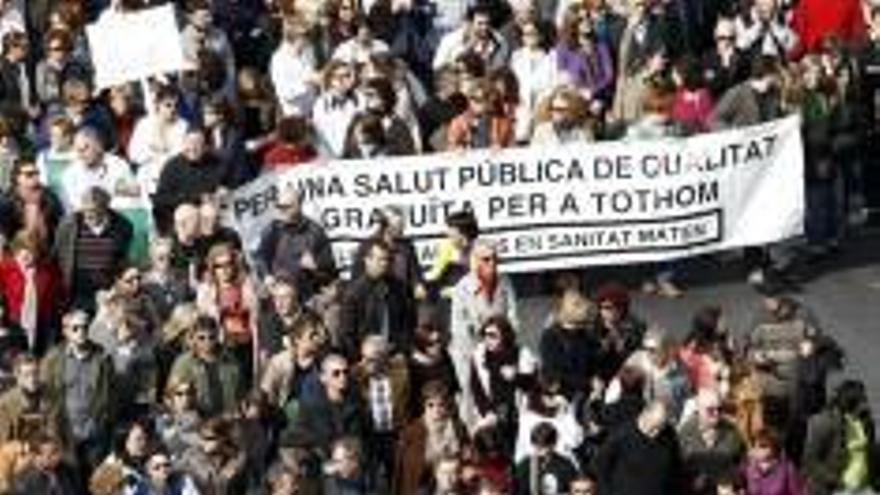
[227,116,804,274]
[87,5,192,90]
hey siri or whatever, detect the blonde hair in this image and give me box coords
[535,85,592,126]
[162,303,200,344]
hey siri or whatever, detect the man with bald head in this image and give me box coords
[256,186,336,301]
[678,389,747,494]
[60,127,138,212]
[596,400,684,495]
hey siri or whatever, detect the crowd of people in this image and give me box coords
[0,0,877,493]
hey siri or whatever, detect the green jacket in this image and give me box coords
[169,351,243,417]
[0,386,62,443]
[40,341,115,441]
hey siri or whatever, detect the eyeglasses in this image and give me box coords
[213,259,233,270]
[716,35,734,41]
[329,367,348,377]
[68,323,88,333]
[150,462,172,470]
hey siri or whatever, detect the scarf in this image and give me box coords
[476,263,498,303]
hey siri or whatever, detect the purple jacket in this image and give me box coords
[554,41,615,100]
[742,456,806,495]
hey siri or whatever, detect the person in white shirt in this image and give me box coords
[61,127,139,212]
[510,21,556,142]
[270,17,320,117]
[332,16,390,65]
[433,4,510,71]
[735,0,798,59]
[127,86,188,197]
[312,60,364,157]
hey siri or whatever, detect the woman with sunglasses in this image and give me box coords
[196,242,261,385]
[406,312,460,418]
[155,375,202,461]
[133,448,200,495]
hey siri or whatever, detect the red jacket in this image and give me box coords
[0,256,65,334]
[791,0,866,54]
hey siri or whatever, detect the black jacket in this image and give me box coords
[539,324,601,399]
[351,236,423,293]
[514,452,578,495]
[256,217,336,300]
[340,274,415,357]
[289,386,367,475]
[152,153,228,232]
[595,421,683,495]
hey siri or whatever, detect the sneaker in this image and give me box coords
[641,280,658,295]
[747,269,765,286]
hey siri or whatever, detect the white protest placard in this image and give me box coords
[87,5,192,90]
[227,116,804,274]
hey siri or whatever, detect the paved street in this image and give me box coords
[515,228,880,417]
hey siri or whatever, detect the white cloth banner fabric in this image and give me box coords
[86,5,192,90]
[227,116,804,274]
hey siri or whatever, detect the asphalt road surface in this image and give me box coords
[513,228,880,418]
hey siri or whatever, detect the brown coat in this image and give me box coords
[393,418,469,495]
[352,354,411,431]
[445,111,514,150]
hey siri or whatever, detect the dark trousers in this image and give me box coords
[805,180,838,247]
[367,431,397,491]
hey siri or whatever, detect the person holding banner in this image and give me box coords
[712,55,787,286]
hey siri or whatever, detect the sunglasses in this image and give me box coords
[329,368,348,377]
